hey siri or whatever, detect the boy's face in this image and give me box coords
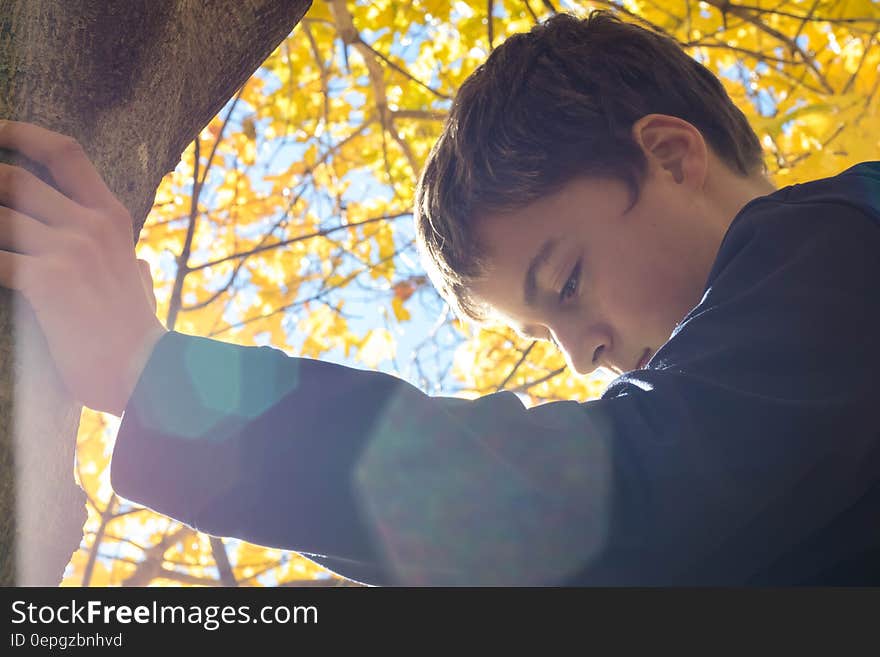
[467,117,757,376]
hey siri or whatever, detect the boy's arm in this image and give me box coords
[113,199,880,586]
[112,330,619,586]
[112,330,420,586]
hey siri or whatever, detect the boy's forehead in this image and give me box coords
[476,206,551,254]
[466,264,537,328]
[477,175,623,234]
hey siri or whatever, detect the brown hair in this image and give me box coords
[414,9,765,323]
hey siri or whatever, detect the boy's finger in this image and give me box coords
[0,162,92,229]
[0,249,38,295]
[0,205,55,255]
[0,120,120,211]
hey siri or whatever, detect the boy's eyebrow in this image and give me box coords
[524,237,560,307]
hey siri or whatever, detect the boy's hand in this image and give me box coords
[0,120,168,416]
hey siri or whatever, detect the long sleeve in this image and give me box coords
[111,333,424,586]
[112,185,880,586]
[111,329,620,586]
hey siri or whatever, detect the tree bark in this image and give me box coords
[0,0,312,586]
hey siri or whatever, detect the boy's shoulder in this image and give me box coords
[707,160,880,287]
[734,159,880,234]
[766,160,880,226]
[666,160,880,343]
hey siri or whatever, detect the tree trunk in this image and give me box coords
[0,0,312,586]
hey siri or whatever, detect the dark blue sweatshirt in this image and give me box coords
[111,161,880,586]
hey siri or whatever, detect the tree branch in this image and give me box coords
[702,0,834,94]
[488,0,495,50]
[507,366,567,394]
[210,536,238,586]
[495,341,536,392]
[123,525,194,586]
[188,212,410,273]
[81,494,117,586]
[208,238,414,337]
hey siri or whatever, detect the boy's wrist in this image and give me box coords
[115,322,169,417]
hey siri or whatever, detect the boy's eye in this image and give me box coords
[559,258,582,302]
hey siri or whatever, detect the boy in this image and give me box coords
[0,11,878,585]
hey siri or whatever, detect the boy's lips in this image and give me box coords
[636,348,652,369]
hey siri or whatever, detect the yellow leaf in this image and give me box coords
[392,295,411,321]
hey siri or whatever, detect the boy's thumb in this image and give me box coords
[136,258,158,314]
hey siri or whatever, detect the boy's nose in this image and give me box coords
[551,326,608,376]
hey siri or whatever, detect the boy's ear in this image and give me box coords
[630,114,707,189]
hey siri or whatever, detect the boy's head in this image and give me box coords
[414,10,775,376]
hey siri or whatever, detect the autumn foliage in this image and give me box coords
[63,0,879,586]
